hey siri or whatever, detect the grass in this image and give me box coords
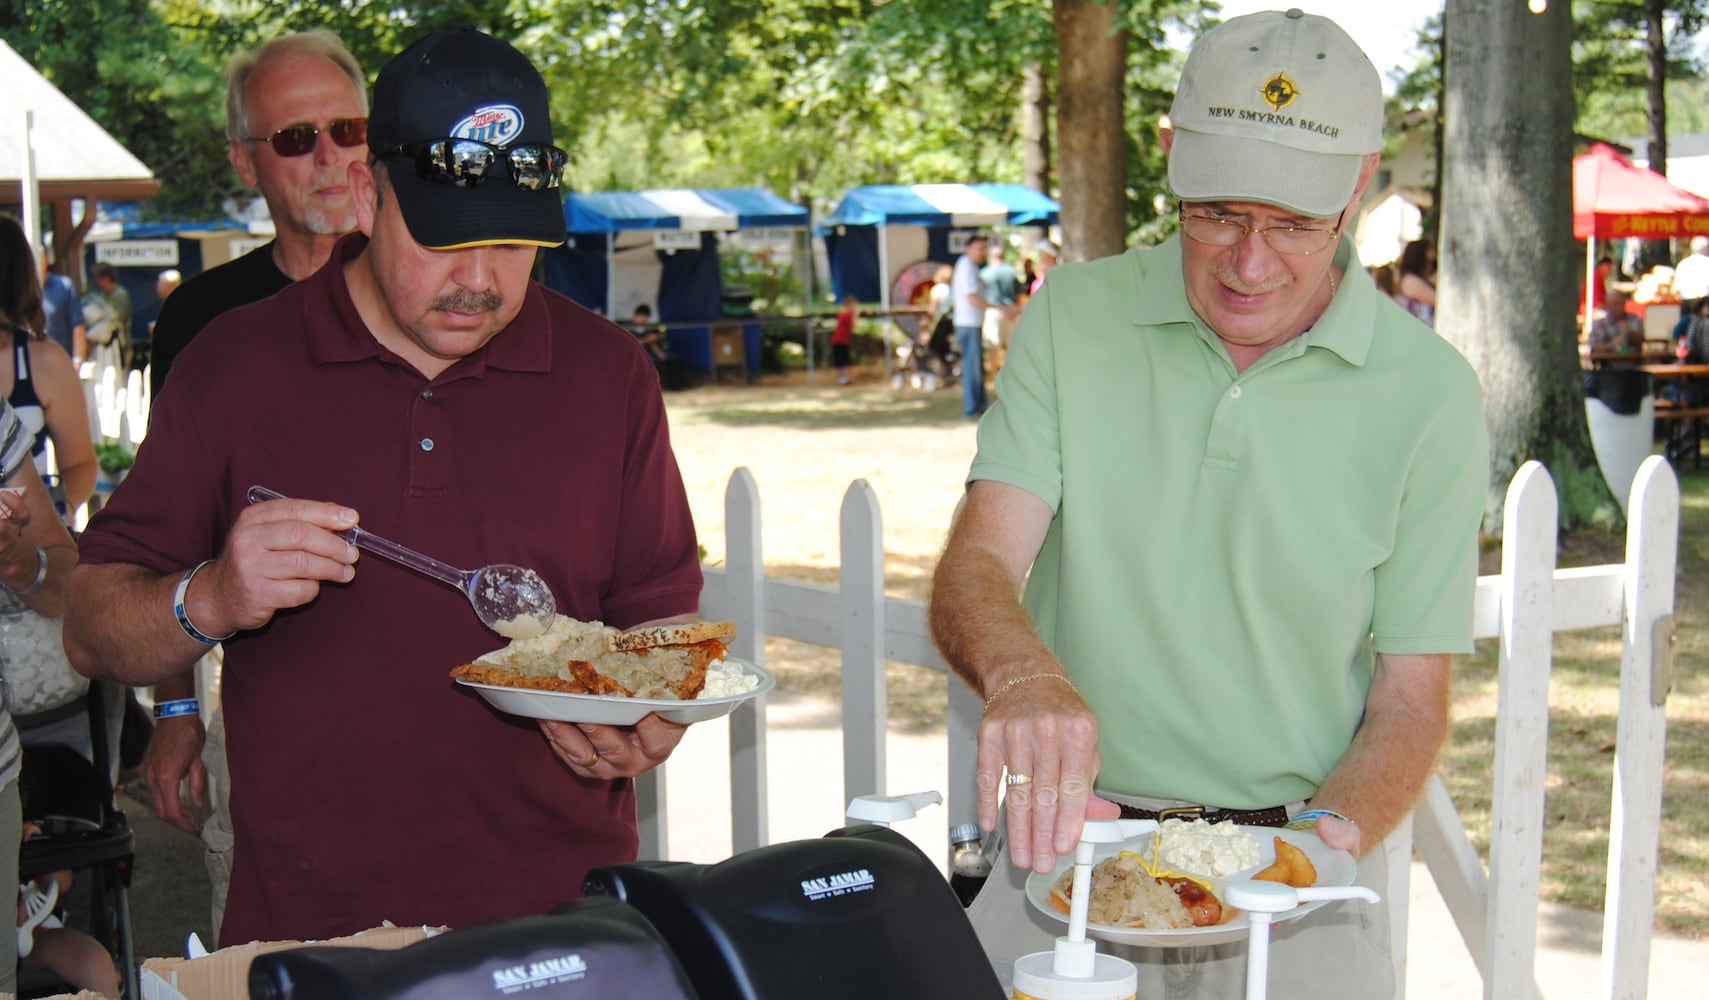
[663,364,1708,937]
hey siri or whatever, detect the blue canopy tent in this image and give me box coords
[543,188,810,376]
[819,183,1060,319]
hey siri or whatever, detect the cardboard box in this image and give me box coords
[139,923,443,1000]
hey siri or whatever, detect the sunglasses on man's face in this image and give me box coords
[377,138,568,192]
[245,117,368,158]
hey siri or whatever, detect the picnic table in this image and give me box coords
[1642,362,1709,468]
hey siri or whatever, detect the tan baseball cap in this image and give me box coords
[1167,8,1382,218]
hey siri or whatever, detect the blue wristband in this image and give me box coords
[153,698,200,720]
[1287,807,1353,831]
[174,560,235,645]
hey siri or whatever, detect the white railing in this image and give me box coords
[649,456,1679,1000]
[83,360,149,449]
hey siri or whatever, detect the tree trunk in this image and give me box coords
[1053,0,1127,262]
[1021,62,1051,198]
[1440,0,1619,531]
[1020,61,1052,250]
[1641,0,1672,273]
[1646,0,1667,177]
[1429,23,1446,241]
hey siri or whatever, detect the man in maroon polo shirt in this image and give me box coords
[64,27,703,944]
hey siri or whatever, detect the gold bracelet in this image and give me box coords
[983,672,1079,711]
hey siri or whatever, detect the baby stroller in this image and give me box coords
[15,681,139,999]
[894,308,961,390]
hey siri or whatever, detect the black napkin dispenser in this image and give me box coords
[582,824,1005,1000]
[247,897,700,999]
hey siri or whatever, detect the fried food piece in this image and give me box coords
[450,662,590,694]
[566,660,631,696]
[1252,836,1318,888]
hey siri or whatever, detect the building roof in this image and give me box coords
[1626,132,1709,162]
[0,39,159,204]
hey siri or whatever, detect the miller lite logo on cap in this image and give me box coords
[452,105,524,146]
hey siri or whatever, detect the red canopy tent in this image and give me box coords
[1573,143,1709,336]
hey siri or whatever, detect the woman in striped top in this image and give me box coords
[0,218,97,519]
[0,244,82,993]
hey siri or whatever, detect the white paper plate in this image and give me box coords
[1024,826,1356,948]
[455,658,775,725]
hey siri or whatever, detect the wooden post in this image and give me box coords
[840,479,887,808]
[725,468,769,853]
[1599,456,1679,998]
[1485,461,1557,1000]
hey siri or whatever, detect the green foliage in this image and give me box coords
[4,0,231,217]
[3,0,1193,242]
[1392,2,1709,146]
[94,439,135,475]
[534,0,1050,204]
[718,244,805,316]
[1570,0,1709,139]
[2,0,532,218]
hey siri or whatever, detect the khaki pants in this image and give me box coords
[201,705,233,941]
[970,831,1396,1000]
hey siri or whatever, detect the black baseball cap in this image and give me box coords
[368,26,567,249]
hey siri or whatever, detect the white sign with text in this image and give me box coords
[94,240,180,267]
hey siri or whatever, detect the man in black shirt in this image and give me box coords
[139,29,369,943]
[148,31,369,398]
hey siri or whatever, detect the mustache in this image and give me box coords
[1211,266,1292,296]
[430,289,504,313]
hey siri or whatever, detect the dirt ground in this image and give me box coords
[665,369,973,725]
[667,370,972,601]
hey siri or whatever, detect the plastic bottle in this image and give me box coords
[948,822,992,907]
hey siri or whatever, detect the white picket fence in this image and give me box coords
[83,360,149,449]
[643,456,1681,1000]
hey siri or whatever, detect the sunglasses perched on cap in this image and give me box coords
[377,139,568,192]
[244,117,369,157]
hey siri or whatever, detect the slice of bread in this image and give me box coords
[610,620,736,651]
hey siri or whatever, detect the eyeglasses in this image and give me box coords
[1177,208,1344,256]
[377,139,568,192]
[244,117,368,157]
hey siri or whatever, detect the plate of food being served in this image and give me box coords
[1024,817,1356,948]
[450,617,773,726]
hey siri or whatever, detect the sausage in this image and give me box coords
[1162,876,1224,927]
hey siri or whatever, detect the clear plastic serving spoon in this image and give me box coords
[246,485,556,638]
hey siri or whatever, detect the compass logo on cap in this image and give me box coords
[1262,73,1300,111]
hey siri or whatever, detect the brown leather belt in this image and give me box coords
[1116,803,1291,828]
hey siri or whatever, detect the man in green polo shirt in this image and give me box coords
[929,10,1487,998]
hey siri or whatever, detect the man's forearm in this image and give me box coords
[930,483,1062,697]
[66,563,218,685]
[930,545,1059,698]
[1308,653,1452,849]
